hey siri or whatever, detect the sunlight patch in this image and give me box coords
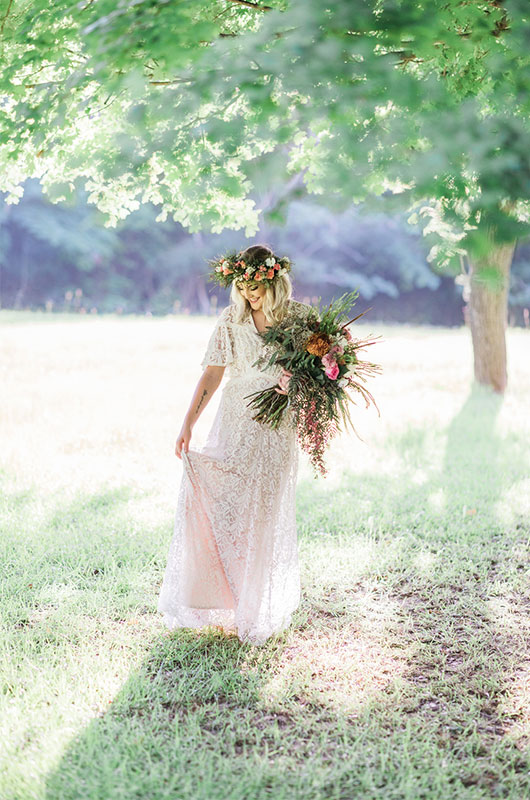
[300,538,385,588]
[257,628,405,714]
[411,468,429,486]
[498,660,530,750]
[412,549,436,575]
[494,478,530,527]
[36,583,84,604]
[427,487,446,513]
[486,596,530,637]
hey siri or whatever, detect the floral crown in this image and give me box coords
[208,250,292,288]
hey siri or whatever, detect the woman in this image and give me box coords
[157,244,309,645]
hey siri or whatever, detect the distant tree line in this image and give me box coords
[1,180,529,326]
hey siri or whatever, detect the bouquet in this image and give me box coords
[245,292,381,476]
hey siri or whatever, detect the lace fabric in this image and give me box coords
[157,300,310,645]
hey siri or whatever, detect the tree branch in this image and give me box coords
[224,0,273,11]
[148,78,194,85]
[24,77,195,89]
[0,0,14,35]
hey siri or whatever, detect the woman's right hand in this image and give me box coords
[275,369,292,396]
[175,424,192,458]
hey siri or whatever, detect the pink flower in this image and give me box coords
[343,327,353,342]
[329,343,344,356]
[321,352,336,369]
[254,272,263,281]
[324,362,339,380]
[266,269,275,279]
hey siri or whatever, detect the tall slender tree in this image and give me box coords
[1,0,529,390]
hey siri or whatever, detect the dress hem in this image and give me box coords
[158,603,299,646]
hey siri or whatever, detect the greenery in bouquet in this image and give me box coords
[245,292,381,476]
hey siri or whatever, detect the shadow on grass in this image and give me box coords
[4,482,158,634]
[294,382,530,795]
[8,385,530,799]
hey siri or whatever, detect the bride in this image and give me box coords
[157,244,309,645]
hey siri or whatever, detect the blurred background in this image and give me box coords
[3,179,530,326]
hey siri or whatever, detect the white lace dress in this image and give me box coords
[157,299,309,645]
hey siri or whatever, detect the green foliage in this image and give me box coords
[1,0,530,259]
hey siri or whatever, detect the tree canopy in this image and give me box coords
[1,0,529,264]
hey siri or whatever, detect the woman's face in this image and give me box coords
[237,281,267,311]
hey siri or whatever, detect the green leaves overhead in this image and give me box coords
[1,0,529,253]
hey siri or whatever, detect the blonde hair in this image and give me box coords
[230,273,293,325]
[229,243,293,325]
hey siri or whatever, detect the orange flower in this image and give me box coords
[267,269,275,279]
[305,332,332,357]
[255,272,263,281]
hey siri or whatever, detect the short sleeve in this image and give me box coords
[201,306,235,369]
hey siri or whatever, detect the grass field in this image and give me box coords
[1,309,529,800]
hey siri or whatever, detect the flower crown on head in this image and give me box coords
[208,249,292,288]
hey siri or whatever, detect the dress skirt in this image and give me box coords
[157,371,301,645]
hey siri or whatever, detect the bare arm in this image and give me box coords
[175,365,225,458]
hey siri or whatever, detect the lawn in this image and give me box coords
[1,309,529,800]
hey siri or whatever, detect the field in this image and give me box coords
[1,309,529,800]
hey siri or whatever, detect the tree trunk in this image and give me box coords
[13,229,30,310]
[467,231,515,394]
